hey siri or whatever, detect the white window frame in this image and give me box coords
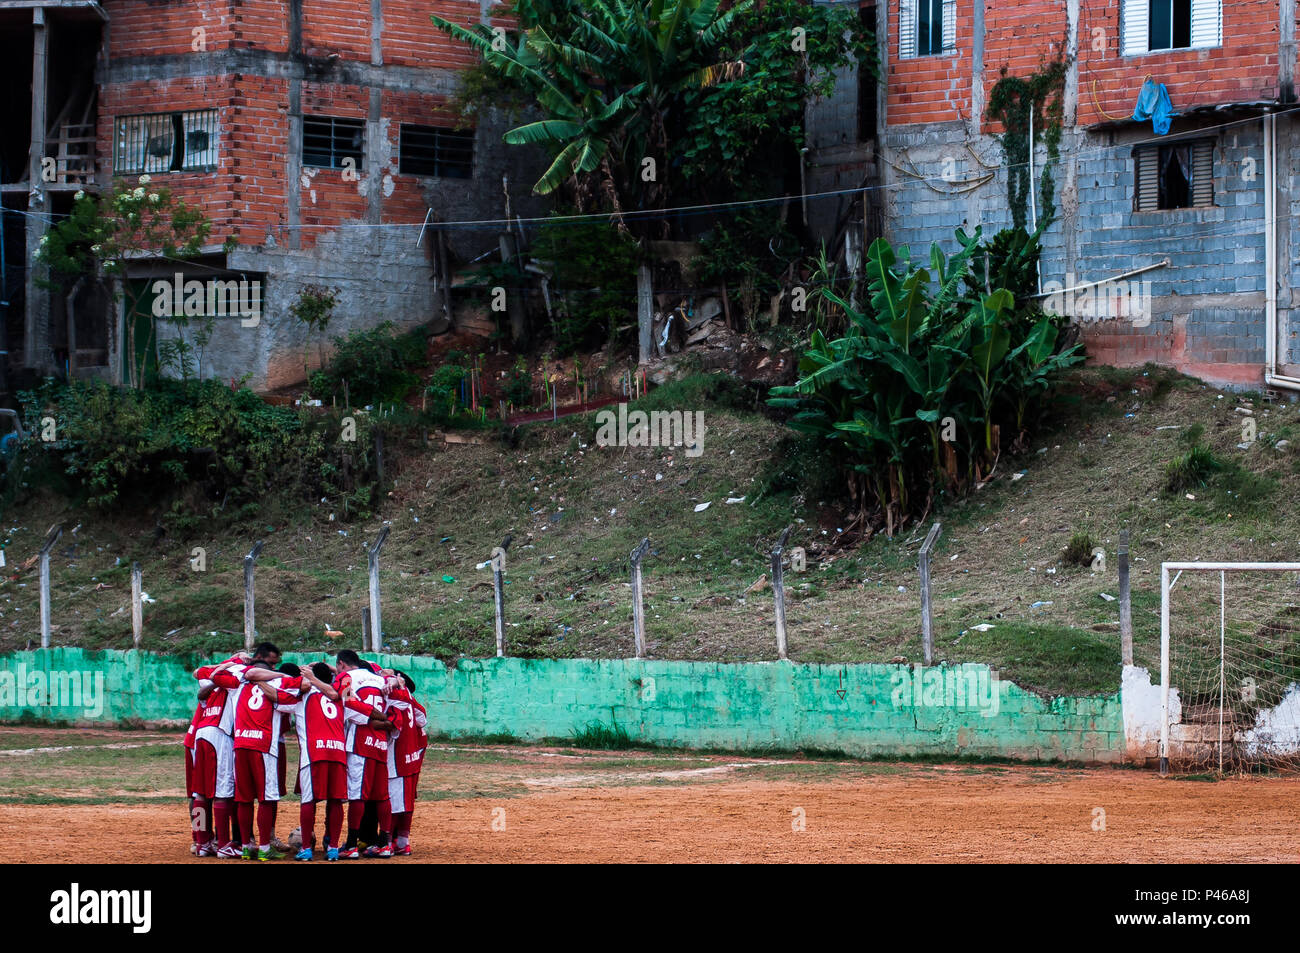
[1122,0,1221,56]
[113,110,220,175]
[898,0,957,59]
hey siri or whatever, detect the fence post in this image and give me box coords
[771,526,792,660]
[630,538,651,658]
[1118,529,1133,666]
[361,607,371,650]
[919,522,942,667]
[243,540,264,650]
[491,534,512,658]
[131,562,143,649]
[38,523,63,649]
[367,526,390,652]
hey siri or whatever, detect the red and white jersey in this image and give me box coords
[294,689,346,765]
[210,662,251,737]
[192,668,232,735]
[184,702,202,750]
[232,675,301,753]
[337,668,388,761]
[385,689,428,778]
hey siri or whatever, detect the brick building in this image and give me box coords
[2,0,544,392]
[846,0,1300,389]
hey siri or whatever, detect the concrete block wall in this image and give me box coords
[868,0,1290,388]
[92,0,548,392]
[0,648,1126,762]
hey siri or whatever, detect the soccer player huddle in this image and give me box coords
[182,642,428,861]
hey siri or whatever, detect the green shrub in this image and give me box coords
[308,321,427,407]
[531,217,638,355]
[570,721,639,750]
[1165,443,1223,493]
[1063,531,1098,567]
[19,378,379,524]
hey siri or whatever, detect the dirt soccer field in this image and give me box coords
[0,727,1296,863]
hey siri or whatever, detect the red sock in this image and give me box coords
[376,798,392,845]
[237,802,254,847]
[256,802,276,848]
[300,802,317,850]
[326,801,344,848]
[214,798,233,848]
[190,797,208,845]
[346,799,364,846]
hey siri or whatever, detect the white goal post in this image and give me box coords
[1160,562,1300,774]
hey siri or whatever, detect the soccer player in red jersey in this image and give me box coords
[384,671,428,856]
[230,661,302,861]
[334,649,394,858]
[201,643,282,857]
[292,661,349,861]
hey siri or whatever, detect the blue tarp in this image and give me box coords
[1132,79,1174,135]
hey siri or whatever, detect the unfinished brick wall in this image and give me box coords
[1077,0,1280,127]
[885,0,974,125]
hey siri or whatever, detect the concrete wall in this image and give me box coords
[864,0,1296,389]
[92,1,549,392]
[0,648,1125,762]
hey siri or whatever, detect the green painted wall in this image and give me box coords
[0,649,1124,761]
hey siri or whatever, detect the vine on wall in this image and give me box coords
[985,51,1070,232]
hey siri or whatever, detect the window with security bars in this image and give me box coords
[113,110,219,174]
[899,0,955,58]
[1133,139,1214,210]
[398,124,474,179]
[1122,0,1221,55]
[302,116,365,171]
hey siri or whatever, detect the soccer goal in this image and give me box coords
[1160,562,1300,774]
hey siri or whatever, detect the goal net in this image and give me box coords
[1161,562,1300,774]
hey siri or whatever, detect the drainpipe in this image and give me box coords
[1262,111,1300,390]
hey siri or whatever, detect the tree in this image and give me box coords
[432,0,751,235]
[36,178,228,389]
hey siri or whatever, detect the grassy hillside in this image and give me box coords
[4,366,1299,696]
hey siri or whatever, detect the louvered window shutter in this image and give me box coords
[1122,0,1149,55]
[899,0,917,58]
[1135,148,1159,210]
[941,0,956,52]
[1190,0,1221,48]
[1190,141,1215,207]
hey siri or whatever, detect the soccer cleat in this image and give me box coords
[363,843,393,858]
[190,842,200,856]
[241,846,252,860]
[393,844,412,857]
[216,845,242,859]
[337,846,360,859]
[295,847,313,862]
[258,846,287,862]
[198,841,217,857]
[326,847,340,861]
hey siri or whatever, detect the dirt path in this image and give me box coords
[3,766,1296,863]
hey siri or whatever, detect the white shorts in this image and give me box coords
[388,774,418,814]
[196,725,235,799]
[347,752,364,802]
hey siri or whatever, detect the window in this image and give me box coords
[302,116,365,171]
[1122,0,1220,55]
[899,0,955,58]
[398,124,474,178]
[113,110,218,174]
[1134,139,1214,210]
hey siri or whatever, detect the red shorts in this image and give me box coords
[298,760,347,803]
[346,753,388,801]
[234,747,282,802]
[388,773,420,813]
[189,739,218,799]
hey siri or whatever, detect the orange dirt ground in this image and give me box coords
[3,759,1298,863]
